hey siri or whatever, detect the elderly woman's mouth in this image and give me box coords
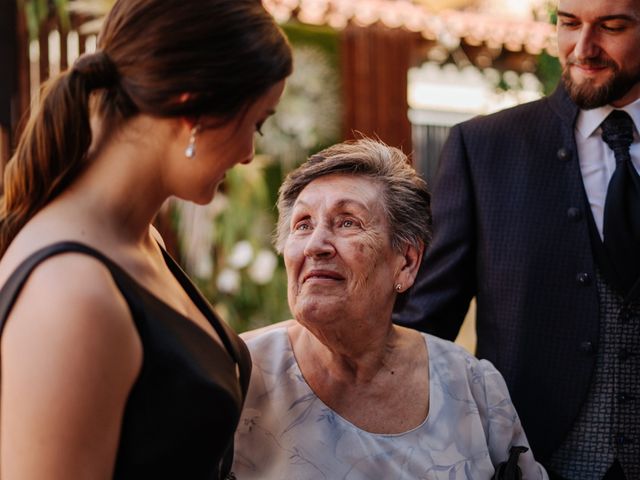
[303,270,345,282]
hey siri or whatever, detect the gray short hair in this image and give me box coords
[275,138,432,253]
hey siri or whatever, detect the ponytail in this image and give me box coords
[0,51,118,256]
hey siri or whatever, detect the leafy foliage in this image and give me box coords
[21,0,70,40]
[535,1,561,96]
[175,160,292,333]
[536,52,561,96]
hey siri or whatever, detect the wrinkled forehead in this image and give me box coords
[294,173,386,213]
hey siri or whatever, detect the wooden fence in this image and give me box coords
[2,5,415,170]
[2,7,97,170]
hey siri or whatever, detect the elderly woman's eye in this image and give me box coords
[294,221,310,231]
[339,219,359,228]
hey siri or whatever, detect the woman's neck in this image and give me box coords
[55,116,173,246]
[289,321,403,385]
[287,322,430,434]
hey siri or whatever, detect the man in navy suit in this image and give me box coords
[395,0,640,478]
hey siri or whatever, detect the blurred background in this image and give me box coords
[1,0,561,349]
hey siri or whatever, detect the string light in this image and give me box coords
[263,0,556,55]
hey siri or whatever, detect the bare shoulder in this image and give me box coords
[1,253,143,478]
[2,251,142,372]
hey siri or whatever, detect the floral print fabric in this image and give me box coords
[233,327,547,480]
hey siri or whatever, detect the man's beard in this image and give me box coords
[562,58,640,109]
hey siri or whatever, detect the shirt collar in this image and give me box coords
[576,97,640,139]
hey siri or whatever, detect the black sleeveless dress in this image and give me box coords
[0,242,251,479]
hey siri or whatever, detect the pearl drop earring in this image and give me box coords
[184,125,200,159]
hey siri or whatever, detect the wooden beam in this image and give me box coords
[340,23,415,154]
[13,3,31,153]
[0,0,17,169]
[0,127,9,181]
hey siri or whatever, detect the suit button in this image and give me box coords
[579,341,595,354]
[567,207,582,221]
[576,272,592,285]
[557,148,571,161]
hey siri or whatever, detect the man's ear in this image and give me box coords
[394,242,423,292]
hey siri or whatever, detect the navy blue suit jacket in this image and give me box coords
[395,85,599,463]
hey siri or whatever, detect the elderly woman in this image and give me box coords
[233,139,547,479]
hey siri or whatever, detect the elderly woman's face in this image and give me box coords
[284,174,405,325]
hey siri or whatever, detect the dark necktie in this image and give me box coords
[600,109,640,294]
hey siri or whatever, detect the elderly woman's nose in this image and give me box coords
[303,225,335,258]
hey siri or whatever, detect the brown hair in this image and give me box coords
[275,138,432,254]
[0,0,292,256]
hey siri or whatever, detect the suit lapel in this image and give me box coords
[547,83,579,129]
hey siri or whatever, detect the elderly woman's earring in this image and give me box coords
[395,283,402,292]
[184,125,200,159]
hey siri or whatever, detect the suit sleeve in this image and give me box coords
[393,124,477,340]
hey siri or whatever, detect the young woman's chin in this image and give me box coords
[183,181,222,205]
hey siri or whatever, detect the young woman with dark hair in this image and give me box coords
[0,0,291,478]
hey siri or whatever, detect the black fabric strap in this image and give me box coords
[0,241,143,334]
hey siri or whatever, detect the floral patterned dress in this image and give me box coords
[233,326,548,480]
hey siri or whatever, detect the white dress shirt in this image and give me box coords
[575,98,640,239]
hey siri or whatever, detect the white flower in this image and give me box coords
[193,254,213,279]
[217,268,240,294]
[228,240,254,269]
[248,249,278,285]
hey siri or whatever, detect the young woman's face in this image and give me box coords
[176,79,285,204]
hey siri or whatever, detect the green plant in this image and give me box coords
[536,52,562,95]
[535,0,561,96]
[20,0,70,40]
